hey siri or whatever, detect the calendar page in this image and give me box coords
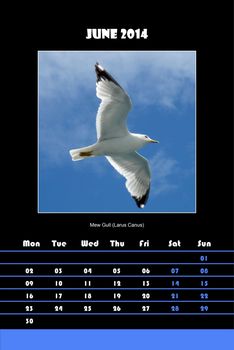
[1,15,233,333]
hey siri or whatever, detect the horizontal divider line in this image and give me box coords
[0,288,233,290]
[0,313,233,315]
[0,300,233,303]
[0,263,233,265]
[0,250,233,253]
[0,275,232,278]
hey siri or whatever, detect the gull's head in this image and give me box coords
[138,134,159,144]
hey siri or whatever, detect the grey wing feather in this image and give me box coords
[106,152,151,208]
[95,64,132,141]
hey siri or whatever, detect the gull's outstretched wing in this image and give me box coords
[95,63,132,141]
[106,152,151,208]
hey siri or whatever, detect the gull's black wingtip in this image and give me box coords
[132,187,150,209]
[94,63,122,88]
[95,63,105,77]
[95,62,101,71]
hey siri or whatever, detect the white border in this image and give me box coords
[37,50,197,214]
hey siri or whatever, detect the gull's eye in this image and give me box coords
[145,136,148,138]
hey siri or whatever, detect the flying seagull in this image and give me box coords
[69,63,159,208]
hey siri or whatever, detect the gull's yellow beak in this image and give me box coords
[149,138,159,143]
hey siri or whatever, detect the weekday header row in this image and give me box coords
[1,239,219,250]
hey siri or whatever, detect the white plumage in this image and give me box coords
[69,63,159,208]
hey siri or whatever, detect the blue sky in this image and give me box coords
[1,330,234,350]
[38,51,195,213]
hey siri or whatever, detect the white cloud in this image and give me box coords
[150,150,179,195]
[39,51,195,106]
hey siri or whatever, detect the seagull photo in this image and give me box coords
[38,51,196,213]
[69,63,159,208]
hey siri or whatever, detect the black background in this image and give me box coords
[1,2,233,328]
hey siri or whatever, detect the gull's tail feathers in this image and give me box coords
[69,144,97,161]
